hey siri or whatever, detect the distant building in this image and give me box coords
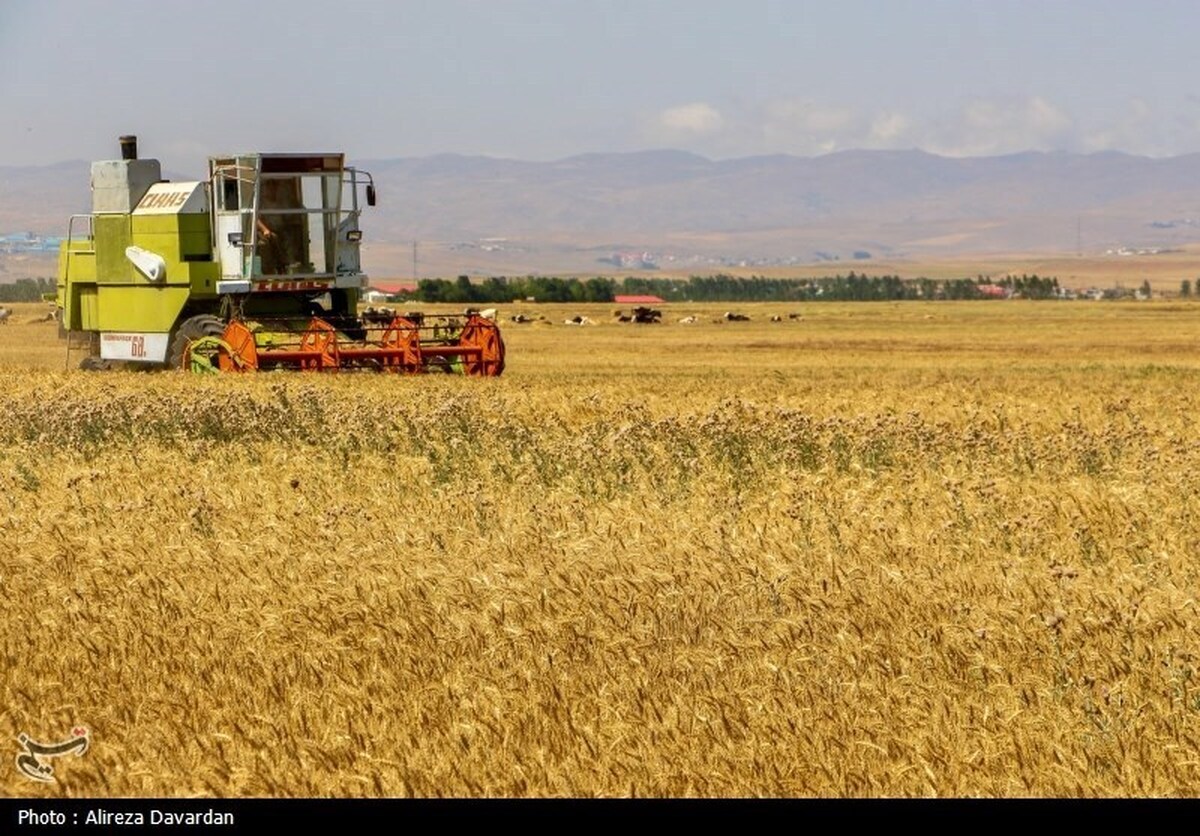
[603,251,659,269]
[976,284,1010,299]
[614,294,665,304]
[369,281,418,297]
[0,232,63,254]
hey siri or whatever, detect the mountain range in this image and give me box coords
[3,149,1200,276]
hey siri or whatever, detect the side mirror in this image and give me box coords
[366,184,377,207]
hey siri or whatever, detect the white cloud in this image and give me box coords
[1028,96,1072,135]
[924,96,1074,156]
[869,111,911,144]
[657,102,724,135]
[759,101,860,154]
[639,94,1194,159]
[1081,98,1160,155]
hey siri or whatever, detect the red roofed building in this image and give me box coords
[369,281,418,295]
[976,284,1010,299]
[614,294,665,304]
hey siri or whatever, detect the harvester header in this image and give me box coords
[56,136,504,375]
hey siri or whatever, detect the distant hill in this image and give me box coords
[3,149,1200,276]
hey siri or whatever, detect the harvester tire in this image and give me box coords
[79,356,111,372]
[169,315,226,371]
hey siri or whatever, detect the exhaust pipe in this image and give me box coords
[119,135,138,161]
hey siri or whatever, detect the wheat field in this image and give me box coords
[2,299,1200,797]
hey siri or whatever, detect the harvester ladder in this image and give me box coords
[63,214,95,371]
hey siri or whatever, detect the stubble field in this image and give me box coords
[2,299,1200,797]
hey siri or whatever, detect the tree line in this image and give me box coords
[415,275,618,304]
[407,273,1061,303]
[0,277,55,303]
[0,273,1062,305]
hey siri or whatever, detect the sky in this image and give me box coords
[2,0,1199,168]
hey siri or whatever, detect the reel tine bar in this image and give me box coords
[210,314,505,375]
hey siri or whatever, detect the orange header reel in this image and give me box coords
[195,313,505,376]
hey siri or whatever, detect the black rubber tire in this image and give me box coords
[79,356,111,372]
[168,314,226,370]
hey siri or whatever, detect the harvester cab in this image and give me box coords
[57,136,504,375]
[209,152,367,301]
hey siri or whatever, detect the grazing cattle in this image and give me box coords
[788,313,802,320]
[0,307,10,325]
[632,306,662,324]
[770,315,782,322]
[723,311,751,322]
[362,305,396,325]
[478,308,497,320]
[677,315,699,324]
[510,313,533,324]
[564,315,595,326]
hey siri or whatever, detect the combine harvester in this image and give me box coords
[56,136,504,375]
